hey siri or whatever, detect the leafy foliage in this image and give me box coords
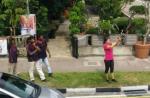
[45,0,72,20]
[0,0,50,36]
[131,18,146,37]
[86,27,99,34]
[69,0,87,35]
[129,5,146,15]
[99,20,112,31]
[113,17,129,32]
[36,6,49,34]
[0,0,26,36]
[91,0,123,20]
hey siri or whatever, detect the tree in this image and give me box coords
[0,0,26,36]
[92,0,123,20]
[69,0,87,35]
[29,0,49,35]
[0,0,50,36]
[36,6,49,34]
[144,0,150,44]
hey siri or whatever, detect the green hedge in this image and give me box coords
[86,27,99,34]
[129,5,145,14]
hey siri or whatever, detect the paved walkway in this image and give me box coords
[48,36,71,58]
[0,56,150,74]
[79,46,133,57]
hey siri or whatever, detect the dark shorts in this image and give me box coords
[104,60,114,73]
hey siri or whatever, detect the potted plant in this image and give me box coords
[69,0,88,42]
[134,1,150,59]
[68,0,87,58]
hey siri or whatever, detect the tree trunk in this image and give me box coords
[144,1,150,44]
[13,26,16,36]
[10,27,13,36]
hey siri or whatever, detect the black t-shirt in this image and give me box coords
[37,40,47,59]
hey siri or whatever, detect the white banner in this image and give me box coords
[0,39,8,55]
[20,14,36,35]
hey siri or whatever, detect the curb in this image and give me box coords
[57,87,121,94]
[57,85,150,95]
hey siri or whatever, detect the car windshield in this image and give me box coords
[0,73,41,98]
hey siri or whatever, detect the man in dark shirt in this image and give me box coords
[26,36,46,81]
[37,35,53,77]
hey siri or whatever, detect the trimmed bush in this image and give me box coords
[129,5,145,15]
[131,18,146,38]
[132,18,146,27]
[113,17,128,31]
[113,17,146,34]
[130,18,146,35]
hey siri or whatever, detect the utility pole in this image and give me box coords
[27,0,30,15]
[26,0,30,34]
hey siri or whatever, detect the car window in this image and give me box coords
[0,73,40,98]
[0,91,13,98]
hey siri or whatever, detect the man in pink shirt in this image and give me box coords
[103,36,121,83]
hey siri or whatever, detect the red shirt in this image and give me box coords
[103,42,113,60]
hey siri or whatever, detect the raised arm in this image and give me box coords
[107,37,121,48]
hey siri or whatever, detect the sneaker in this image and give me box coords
[106,79,111,83]
[41,79,46,82]
[112,79,117,82]
[48,73,53,77]
[30,80,35,83]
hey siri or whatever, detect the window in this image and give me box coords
[0,91,13,98]
[0,73,41,98]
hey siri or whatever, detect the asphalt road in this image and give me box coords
[66,95,150,98]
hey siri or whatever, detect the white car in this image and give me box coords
[0,72,65,98]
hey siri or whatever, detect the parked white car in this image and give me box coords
[0,72,65,98]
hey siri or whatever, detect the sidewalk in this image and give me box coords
[0,56,150,73]
[79,46,133,57]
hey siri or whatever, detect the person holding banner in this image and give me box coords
[8,38,18,75]
[103,36,121,83]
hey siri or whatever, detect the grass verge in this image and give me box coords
[18,71,150,88]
